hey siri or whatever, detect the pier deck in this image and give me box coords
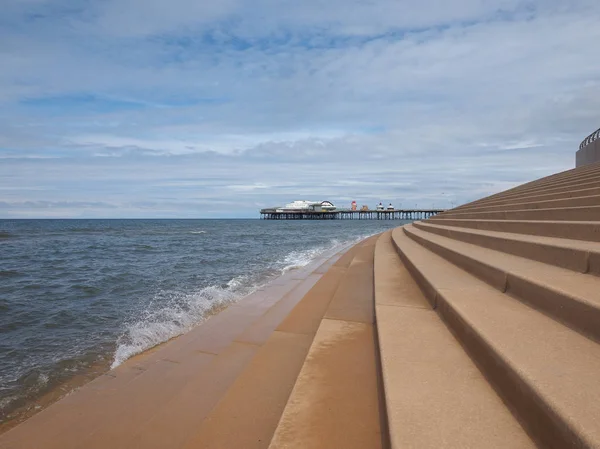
[259,209,445,220]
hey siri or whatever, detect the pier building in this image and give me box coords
[274,200,336,212]
[260,208,444,220]
[261,199,444,219]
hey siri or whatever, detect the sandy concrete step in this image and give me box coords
[452,172,600,211]
[438,205,600,221]
[478,175,600,201]
[454,192,600,214]
[514,164,600,189]
[454,185,600,212]
[496,164,600,192]
[324,236,378,324]
[404,224,600,343]
[452,162,600,211]
[465,165,600,207]
[176,242,370,449]
[413,221,600,275]
[178,331,313,449]
[373,231,534,449]
[456,187,600,211]
[374,231,433,310]
[512,161,600,189]
[392,227,600,449]
[268,319,382,449]
[268,236,383,449]
[427,218,600,242]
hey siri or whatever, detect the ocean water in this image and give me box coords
[0,218,407,422]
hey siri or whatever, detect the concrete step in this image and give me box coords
[454,192,600,214]
[323,237,378,324]
[176,243,370,449]
[373,231,534,449]
[513,164,600,190]
[178,332,312,449]
[413,221,600,275]
[462,165,598,207]
[453,173,600,211]
[268,236,384,449]
[501,162,600,191]
[512,161,600,190]
[427,218,600,242]
[454,185,600,212]
[438,204,600,221]
[274,239,375,337]
[453,162,600,210]
[392,227,600,449]
[403,224,600,342]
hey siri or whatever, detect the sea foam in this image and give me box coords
[110,235,365,368]
[111,281,243,368]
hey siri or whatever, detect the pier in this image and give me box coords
[259,209,445,220]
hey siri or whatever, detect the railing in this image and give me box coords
[579,127,600,150]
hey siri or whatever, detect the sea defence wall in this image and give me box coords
[392,160,600,449]
[2,162,600,449]
[576,126,600,167]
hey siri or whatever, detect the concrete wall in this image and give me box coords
[576,139,600,167]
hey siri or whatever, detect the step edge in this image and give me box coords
[403,224,600,342]
[391,229,598,449]
[413,221,594,274]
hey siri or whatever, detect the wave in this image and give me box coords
[275,239,342,273]
[189,230,207,234]
[273,235,372,274]
[0,371,50,414]
[110,234,371,369]
[110,276,254,368]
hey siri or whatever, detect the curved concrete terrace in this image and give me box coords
[577,126,600,167]
[2,161,600,448]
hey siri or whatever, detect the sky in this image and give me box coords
[1,0,599,218]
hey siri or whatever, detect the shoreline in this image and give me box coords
[0,359,111,435]
[0,239,356,435]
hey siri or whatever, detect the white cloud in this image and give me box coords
[0,0,599,217]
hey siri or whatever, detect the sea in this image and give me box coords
[0,218,408,424]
